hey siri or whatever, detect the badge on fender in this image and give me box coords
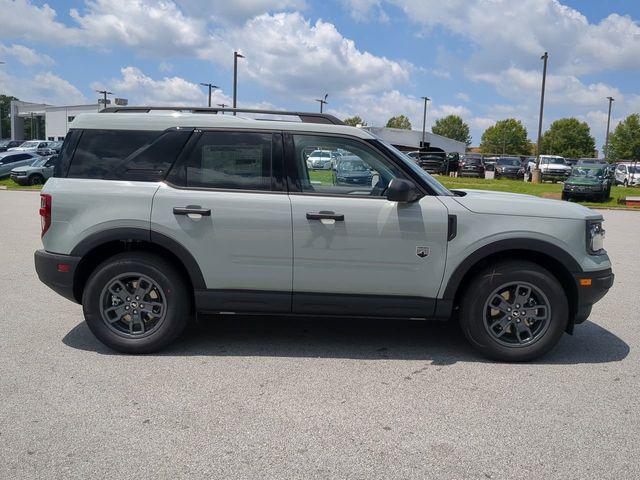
[416,246,430,258]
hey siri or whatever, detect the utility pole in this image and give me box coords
[605,96,614,162]
[0,61,5,139]
[217,103,228,114]
[315,94,328,113]
[95,89,113,112]
[233,51,244,115]
[532,52,548,184]
[199,82,218,108]
[421,96,430,148]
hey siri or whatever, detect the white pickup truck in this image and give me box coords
[527,155,571,182]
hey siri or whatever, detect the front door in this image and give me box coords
[151,130,293,312]
[287,133,448,318]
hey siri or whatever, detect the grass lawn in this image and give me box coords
[0,178,41,190]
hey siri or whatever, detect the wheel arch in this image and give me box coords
[442,239,580,327]
[70,228,205,304]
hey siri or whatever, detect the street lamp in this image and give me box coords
[233,51,244,115]
[95,89,113,112]
[315,94,328,113]
[532,51,548,184]
[199,82,219,108]
[217,103,228,114]
[421,96,430,148]
[605,96,614,162]
[0,61,5,139]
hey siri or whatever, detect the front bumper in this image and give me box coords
[10,173,28,184]
[34,249,81,303]
[572,268,614,325]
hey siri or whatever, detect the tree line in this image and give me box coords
[343,112,640,161]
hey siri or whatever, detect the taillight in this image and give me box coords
[39,194,52,238]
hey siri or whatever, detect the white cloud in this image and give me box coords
[0,43,53,66]
[177,0,307,24]
[341,0,388,22]
[0,69,86,104]
[456,92,470,102]
[204,12,410,98]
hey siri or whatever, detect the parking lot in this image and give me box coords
[1,189,638,479]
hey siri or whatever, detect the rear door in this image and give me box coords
[286,133,448,318]
[151,130,293,312]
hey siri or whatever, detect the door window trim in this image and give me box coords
[164,128,286,194]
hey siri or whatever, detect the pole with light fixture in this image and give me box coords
[199,82,219,108]
[233,51,244,115]
[532,51,548,184]
[604,96,614,162]
[315,94,328,113]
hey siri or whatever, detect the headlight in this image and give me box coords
[587,220,605,255]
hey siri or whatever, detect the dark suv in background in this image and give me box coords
[458,154,485,178]
[494,156,525,180]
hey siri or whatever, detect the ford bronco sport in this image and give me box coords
[34,107,613,361]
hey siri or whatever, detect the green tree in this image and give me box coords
[480,118,532,155]
[343,115,365,127]
[385,115,412,130]
[608,113,640,161]
[431,114,472,145]
[1,95,19,140]
[540,118,595,158]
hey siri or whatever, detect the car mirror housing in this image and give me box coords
[386,178,419,203]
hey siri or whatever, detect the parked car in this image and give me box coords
[0,140,24,152]
[47,141,64,154]
[562,165,612,202]
[10,155,58,185]
[614,162,640,187]
[483,156,499,171]
[526,155,571,182]
[0,151,40,178]
[34,107,613,361]
[494,157,525,180]
[458,155,486,178]
[333,156,373,186]
[407,150,449,174]
[307,149,340,170]
[576,158,603,166]
[8,140,53,154]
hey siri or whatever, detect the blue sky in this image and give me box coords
[1,0,639,150]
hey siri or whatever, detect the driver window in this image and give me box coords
[292,134,404,197]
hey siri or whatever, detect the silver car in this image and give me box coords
[0,151,40,178]
[10,155,58,185]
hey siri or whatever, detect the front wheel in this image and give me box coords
[459,260,568,361]
[82,252,190,353]
[29,174,45,185]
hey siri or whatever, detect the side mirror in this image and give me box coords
[386,178,419,203]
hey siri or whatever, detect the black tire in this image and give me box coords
[29,174,45,185]
[561,191,569,201]
[459,260,568,362]
[623,179,628,188]
[495,172,501,180]
[82,252,190,353]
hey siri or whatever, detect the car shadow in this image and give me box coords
[62,315,629,365]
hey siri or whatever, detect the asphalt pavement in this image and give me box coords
[1,190,638,479]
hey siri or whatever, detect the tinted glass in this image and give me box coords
[3,154,30,163]
[293,134,404,197]
[184,132,273,190]
[68,129,160,179]
[124,129,192,181]
[56,129,82,177]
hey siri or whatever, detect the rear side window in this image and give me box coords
[181,131,273,191]
[68,130,159,179]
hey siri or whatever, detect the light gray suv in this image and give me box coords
[34,107,613,361]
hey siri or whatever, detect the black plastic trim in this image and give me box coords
[447,214,457,241]
[195,289,291,313]
[34,249,81,303]
[442,238,584,300]
[292,292,436,318]
[70,227,206,290]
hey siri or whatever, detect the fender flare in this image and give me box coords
[70,227,206,290]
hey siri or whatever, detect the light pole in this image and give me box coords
[605,96,614,162]
[421,96,430,148]
[217,103,228,114]
[315,94,328,113]
[233,51,244,115]
[199,82,219,108]
[532,52,548,184]
[0,61,4,139]
[95,89,113,112]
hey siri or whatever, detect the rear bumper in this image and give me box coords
[34,249,81,303]
[572,268,614,324]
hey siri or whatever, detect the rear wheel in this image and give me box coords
[459,260,568,361]
[561,191,570,201]
[82,252,190,353]
[623,179,628,188]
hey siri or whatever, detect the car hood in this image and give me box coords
[453,189,601,220]
[565,177,602,186]
[337,170,371,177]
[540,164,571,170]
[10,166,36,173]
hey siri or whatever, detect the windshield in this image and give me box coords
[20,141,40,148]
[0,140,10,148]
[310,151,330,158]
[374,138,452,196]
[571,167,604,177]
[498,158,521,166]
[544,157,566,165]
[338,160,368,172]
[31,158,48,167]
[628,166,640,174]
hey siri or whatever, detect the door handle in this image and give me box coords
[173,206,211,216]
[306,211,344,221]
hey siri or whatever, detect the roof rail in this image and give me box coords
[99,106,345,125]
